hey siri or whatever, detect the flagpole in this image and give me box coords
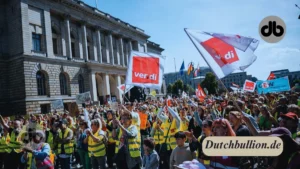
[184,28,243,112]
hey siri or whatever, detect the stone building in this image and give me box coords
[0,0,164,115]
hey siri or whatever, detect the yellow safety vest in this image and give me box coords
[180,118,189,132]
[88,129,106,157]
[107,121,116,143]
[115,125,140,158]
[8,130,22,153]
[164,119,178,150]
[0,134,11,153]
[26,152,33,169]
[57,128,74,155]
[153,122,164,145]
[45,129,54,149]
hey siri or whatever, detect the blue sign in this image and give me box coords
[256,76,290,94]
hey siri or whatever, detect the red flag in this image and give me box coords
[196,84,206,101]
[267,73,276,80]
[166,96,172,106]
[231,82,240,88]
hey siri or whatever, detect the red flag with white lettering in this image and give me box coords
[125,51,165,90]
[267,72,276,80]
[185,29,259,79]
[243,80,256,92]
[196,84,206,101]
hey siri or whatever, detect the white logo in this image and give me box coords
[224,51,235,59]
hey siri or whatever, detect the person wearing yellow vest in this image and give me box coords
[112,112,142,169]
[77,120,91,169]
[157,105,180,169]
[21,130,54,169]
[179,107,189,132]
[104,110,116,169]
[0,130,10,169]
[0,116,24,169]
[84,119,106,169]
[150,119,164,154]
[56,120,74,169]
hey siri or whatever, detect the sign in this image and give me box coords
[256,76,290,94]
[125,51,165,90]
[243,80,256,92]
[111,96,117,103]
[76,92,91,104]
[51,99,64,110]
[110,102,118,111]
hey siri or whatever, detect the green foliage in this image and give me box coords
[167,84,173,94]
[201,72,218,94]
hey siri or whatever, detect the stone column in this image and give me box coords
[104,74,111,96]
[63,14,71,58]
[81,22,88,61]
[20,2,31,55]
[43,7,54,58]
[95,28,102,63]
[105,34,110,63]
[89,72,98,101]
[116,37,120,65]
[116,75,122,103]
[144,42,148,52]
[119,37,125,67]
[108,33,114,65]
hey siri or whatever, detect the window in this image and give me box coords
[52,38,58,54]
[59,73,68,95]
[101,33,107,63]
[123,40,128,65]
[32,33,41,51]
[71,42,76,58]
[40,104,50,114]
[113,36,118,64]
[78,75,85,93]
[87,45,91,60]
[36,71,47,95]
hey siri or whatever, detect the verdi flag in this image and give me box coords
[267,72,276,80]
[125,51,165,90]
[185,29,259,79]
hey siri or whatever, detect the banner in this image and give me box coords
[125,51,165,90]
[117,84,134,95]
[76,92,91,104]
[185,29,259,79]
[51,99,64,110]
[196,84,206,101]
[256,76,290,94]
[243,80,256,92]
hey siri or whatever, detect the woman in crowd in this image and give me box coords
[258,105,278,130]
[77,120,90,169]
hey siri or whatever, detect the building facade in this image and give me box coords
[0,0,163,115]
[219,72,256,89]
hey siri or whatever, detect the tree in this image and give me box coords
[201,72,218,94]
[167,84,173,94]
[183,84,195,95]
[172,80,184,96]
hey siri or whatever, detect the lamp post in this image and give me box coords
[296,4,300,19]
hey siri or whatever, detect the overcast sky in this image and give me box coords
[86,0,300,80]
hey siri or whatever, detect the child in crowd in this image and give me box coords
[142,138,160,169]
[170,131,196,169]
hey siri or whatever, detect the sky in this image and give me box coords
[85,0,300,80]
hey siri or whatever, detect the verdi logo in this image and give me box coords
[259,16,286,43]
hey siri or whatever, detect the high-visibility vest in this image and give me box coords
[45,129,54,149]
[115,125,140,158]
[164,119,178,150]
[138,112,148,130]
[180,118,189,132]
[8,130,22,153]
[57,128,74,155]
[107,121,116,143]
[88,129,106,157]
[0,134,11,153]
[153,122,164,145]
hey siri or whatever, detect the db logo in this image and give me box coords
[259,16,286,43]
[201,37,239,68]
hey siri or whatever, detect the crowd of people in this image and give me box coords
[0,91,300,169]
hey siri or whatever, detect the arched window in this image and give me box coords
[36,71,47,95]
[59,73,68,95]
[78,75,85,93]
